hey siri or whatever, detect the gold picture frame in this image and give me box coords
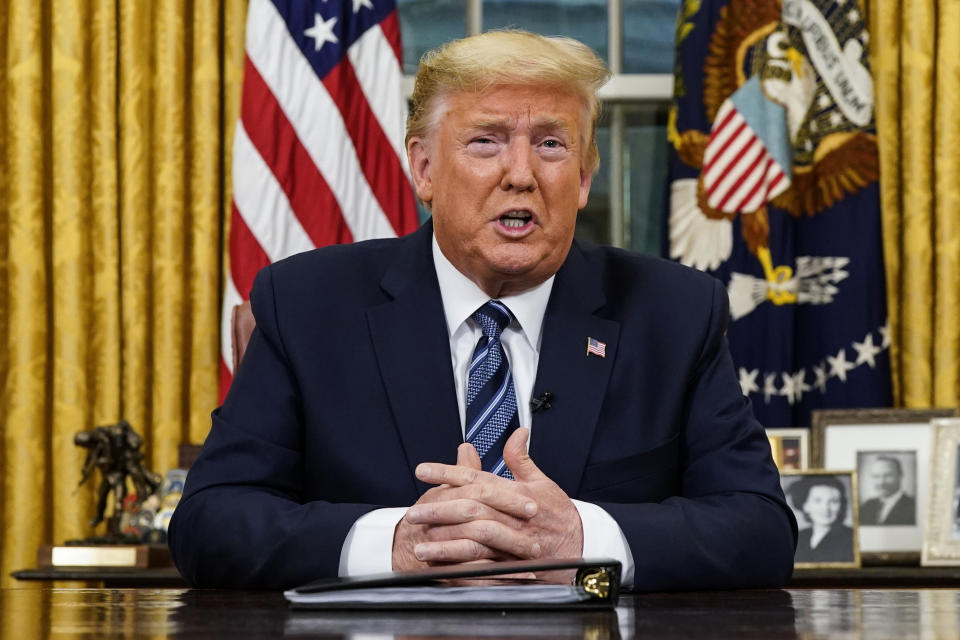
[810,408,957,468]
[922,419,960,566]
[766,427,809,471]
[811,407,958,564]
[781,469,861,569]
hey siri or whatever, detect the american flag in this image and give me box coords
[220,0,419,399]
[587,337,606,358]
[702,76,791,214]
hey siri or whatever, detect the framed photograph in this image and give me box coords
[922,418,960,565]
[766,428,809,471]
[781,470,860,568]
[811,408,958,562]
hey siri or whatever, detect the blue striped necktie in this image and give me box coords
[465,300,519,479]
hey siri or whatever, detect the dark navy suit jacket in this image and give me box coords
[169,222,797,590]
[860,493,916,525]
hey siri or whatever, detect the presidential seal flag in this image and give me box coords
[221,0,419,398]
[667,0,891,427]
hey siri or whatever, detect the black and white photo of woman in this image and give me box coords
[785,474,856,564]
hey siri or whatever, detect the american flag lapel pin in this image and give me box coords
[586,337,606,358]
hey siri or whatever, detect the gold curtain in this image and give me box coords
[0,0,247,588]
[868,0,960,408]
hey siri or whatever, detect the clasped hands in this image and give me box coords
[392,427,583,581]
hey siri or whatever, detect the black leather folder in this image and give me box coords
[284,557,621,610]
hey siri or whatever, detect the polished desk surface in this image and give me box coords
[3,587,960,638]
[17,564,960,588]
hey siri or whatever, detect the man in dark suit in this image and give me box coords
[168,30,797,591]
[860,456,916,525]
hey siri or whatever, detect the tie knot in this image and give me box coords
[472,300,512,339]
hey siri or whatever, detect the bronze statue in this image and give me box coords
[74,420,162,541]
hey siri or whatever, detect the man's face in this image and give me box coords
[407,84,593,297]
[870,460,902,498]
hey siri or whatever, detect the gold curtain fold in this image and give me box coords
[2,0,50,593]
[49,0,122,550]
[0,0,247,588]
[869,0,960,408]
[931,2,960,407]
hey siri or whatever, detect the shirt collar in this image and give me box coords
[432,235,554,352]
[882,489,904,505]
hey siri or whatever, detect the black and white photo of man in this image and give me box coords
[858,452,916,526]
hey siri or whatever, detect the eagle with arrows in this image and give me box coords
[667,0,879,317]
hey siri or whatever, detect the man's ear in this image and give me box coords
[577,166,594,210]
[407,137,433,204]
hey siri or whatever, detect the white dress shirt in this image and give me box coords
[338,237,635,584]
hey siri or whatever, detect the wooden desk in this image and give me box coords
[14,564,960,590]
[2,587,959,638]
[10,566,187,588]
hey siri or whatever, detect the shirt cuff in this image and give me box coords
[338,507,407,576]
[572,499,635,586]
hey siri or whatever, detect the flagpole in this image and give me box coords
[608,0,625,248]
[466,0,482,36]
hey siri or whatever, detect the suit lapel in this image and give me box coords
[366,224,463,496]
[529,243,619,496]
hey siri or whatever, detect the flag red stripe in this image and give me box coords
[323,58,419,236]
[709,141,759,207]
[223,3,413,399]
[766,169,786,197]
[378,10,404,66]
[726,156,772,213]
[737,159,786,212]
[710,105,738,141]
[241,56,355,247]
[716,143,767,210]
[706,135,757,199]
[704,120,747,175]
[704,108,739,163]
[229,203,271,300]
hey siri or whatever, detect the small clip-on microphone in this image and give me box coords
[530,391,553,413]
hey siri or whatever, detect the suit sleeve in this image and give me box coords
[595,278,798,591]
[168,267,380,590]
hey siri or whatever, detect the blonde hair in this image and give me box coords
[406,30,610,172]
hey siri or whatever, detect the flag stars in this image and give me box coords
[304,13,338,51]
[779,370,811,405]
[813,363,828,394]
[763,373,779,404]
[353,0,374,12]
[827,348,855,382]
[752,320,891,404]
[818,94,832,109]
[848,9,860,23]
[879,320,891,349]
[739,368,760,396]
[793,369,811,403]
[853,332,883,368]
[829,111,844,127]
[779,372,798,405]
